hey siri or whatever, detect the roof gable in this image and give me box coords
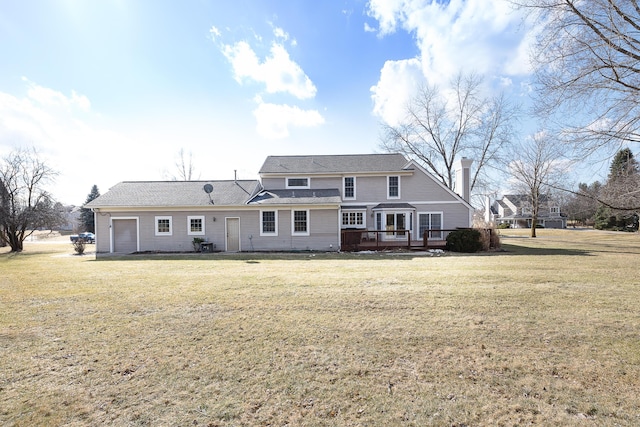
[85,180,261,208]
[259,153,410,175]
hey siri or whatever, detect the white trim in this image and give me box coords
[291,209,310,236]
[109,216,140,253]
[155,216,173,236]
[417,211,444,240]
[343,176,356,200]
[341,208,366,229]
[286,177,310,189]
[260,209,278,236]
[225,217,241,252]
[187,215,205,236]
[387,175,400,199]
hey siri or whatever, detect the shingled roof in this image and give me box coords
[248,189,342,205]
[259,153,411,174]
[85,180,261,208]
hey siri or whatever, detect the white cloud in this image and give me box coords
[0,80,152,204]
[253,101,324,139]
[370,58,422,126]
[363,22,376,33]
[273,26,288,41]
[366,0,405,36]
[222,41,316,99]
[23,77,91,111]
[367,0,533,123]
[209,25,221,41]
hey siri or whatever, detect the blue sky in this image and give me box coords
[0,0,540,204]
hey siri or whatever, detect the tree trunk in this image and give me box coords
[8,232,23,252]
[9,242,23,252]
[530,215,537,238]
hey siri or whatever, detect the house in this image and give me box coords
[492,194,566,229]
[86,153,475,255]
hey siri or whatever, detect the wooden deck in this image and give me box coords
[340,229,448,252]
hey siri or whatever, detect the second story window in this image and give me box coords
[388,176,400,198]
[344,177,355,199]
[550,206,560,214]
[286,177,309,188]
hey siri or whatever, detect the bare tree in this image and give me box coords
[0,147,64,252]
[172,148,197,181]
[380,73,519,195]
[509,132,568,237]
[512,0,640,151]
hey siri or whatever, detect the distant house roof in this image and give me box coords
[85,180,262,208]
[259,153,411,175]
[248,189,342,205]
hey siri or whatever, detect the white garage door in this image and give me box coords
[113,219,138,253]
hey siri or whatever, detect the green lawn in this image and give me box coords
[1,229,639,426]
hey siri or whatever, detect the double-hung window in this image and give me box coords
[343,177,355,199]
[155,216,173,236]
[261,210,278,236]
[187,216,205,236]
[388,176,400,198]
[292,210,309,236]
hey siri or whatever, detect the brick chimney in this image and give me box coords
[454,157,473,202]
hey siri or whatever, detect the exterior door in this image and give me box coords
[226,218,240,252]
[385,213,406,238]
[112,218,138,253]
[419,213,443,240]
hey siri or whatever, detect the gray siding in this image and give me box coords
[245,208,339,251]
[266,170,459,206]
[94,208,339,254]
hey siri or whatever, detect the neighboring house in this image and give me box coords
[492,194,566,229]
[59,205,81,231]
[86,153,475,255]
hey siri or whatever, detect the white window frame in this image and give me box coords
[286,177,310,189]
[260,210,278,236]
[387,176,400,199]
[550,206,560,214]
[291,209,310,236]
[343,176,356,199]
[341,210,366,229]
[418,212,443,240]
[187,215,205,236]
[155,216,173,236]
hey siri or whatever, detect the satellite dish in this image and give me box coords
[203,184,213,194]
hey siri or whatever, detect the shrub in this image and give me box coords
[472,219,502,251]
[73,240,86,255]
[446,229,483,253]
[192,237,205,252]
[497,222,511,229]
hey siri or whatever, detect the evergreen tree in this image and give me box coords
[80,185,100,233]
[597,149,639,231]
[608,148,637,180]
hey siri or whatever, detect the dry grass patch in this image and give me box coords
[1,230,639,426]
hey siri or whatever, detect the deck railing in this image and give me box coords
[340,228,493,252]
[340,229,447,251]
